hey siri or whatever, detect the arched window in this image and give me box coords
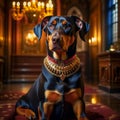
[106,0,118,50]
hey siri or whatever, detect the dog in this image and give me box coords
[15,16,89,120]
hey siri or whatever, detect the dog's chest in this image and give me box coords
[42,66,81,94]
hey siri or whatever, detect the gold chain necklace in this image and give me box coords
[44,55,80,80]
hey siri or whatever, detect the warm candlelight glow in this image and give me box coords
[37,2,41,6]
[41,2,45,9]
[89,37,97,46]
[12,0,54,21]
[28,2,31,7]
[91,97,97,104]
[12,1,16,8]
[46,3,49,10]
[23,2,27,8]
[17,2,20,8]
[32,0,36,3]
[25,32,38,46]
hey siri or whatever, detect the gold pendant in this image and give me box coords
[60,73,66,80]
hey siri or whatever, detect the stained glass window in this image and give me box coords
[106,0,118,49]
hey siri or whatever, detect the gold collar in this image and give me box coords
[44,55,80,80]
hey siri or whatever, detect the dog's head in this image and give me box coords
[34,16,89,60]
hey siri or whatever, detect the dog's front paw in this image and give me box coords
[16,106,36,120]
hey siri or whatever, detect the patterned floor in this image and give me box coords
[0,83,120,120]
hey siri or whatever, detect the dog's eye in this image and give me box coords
[79,21,83,29]
[52,20,57,25]
[62,20,67,25]
[76,21,83,29]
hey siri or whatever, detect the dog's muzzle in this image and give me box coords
[51,31,63,51]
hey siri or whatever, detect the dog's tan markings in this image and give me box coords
[62,35,75,51]
[65,88,81,104]
[16,106,36,119]
[40,30,47,42]
[53,51,67,60]
[47,34,75,60]
[45,90,62,103]
[43,102,53,120]
[47,35,53,50]
[43,90,62,120]
[44,89,83,120]
[51,19,57,25]
[62,20,67,25]
[49,20,57,31]
[73,100,82,120]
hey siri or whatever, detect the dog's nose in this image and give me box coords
[52,31,60,44]
[52,37,60,44]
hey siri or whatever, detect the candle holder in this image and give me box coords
[12,0,54,22]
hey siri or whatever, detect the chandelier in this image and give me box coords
[12,0,53,22]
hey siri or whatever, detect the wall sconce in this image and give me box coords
[0,37,3,47]
[25,32,38,46]
[89,37,97,46]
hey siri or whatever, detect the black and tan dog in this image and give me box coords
[15,16,89,120]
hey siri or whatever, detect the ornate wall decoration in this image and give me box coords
[22,25,40,55]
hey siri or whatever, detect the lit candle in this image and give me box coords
[38,2,41,10]
[46,3,49,11]
[28,2,31,7]
[12,1,16,8]
[48,0,52,5]
[23,2,27,8]
[91,97,97,104]
[41,2,44,9]
[32,0,36,5]
[50,4,53,10]
[27,33,32,39]
[17,2,20,8]
[89,39,92,44]
[48,0,53,11]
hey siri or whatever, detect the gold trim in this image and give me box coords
[44,56,80,80]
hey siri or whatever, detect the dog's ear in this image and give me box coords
[71,16,89,41]
[33,16,52,40]
[78,20,90,41]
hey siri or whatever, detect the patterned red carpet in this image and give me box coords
[85,85,98,94]
[0,91,24,100]
[0,86,120,120]
[86,103,120,120]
